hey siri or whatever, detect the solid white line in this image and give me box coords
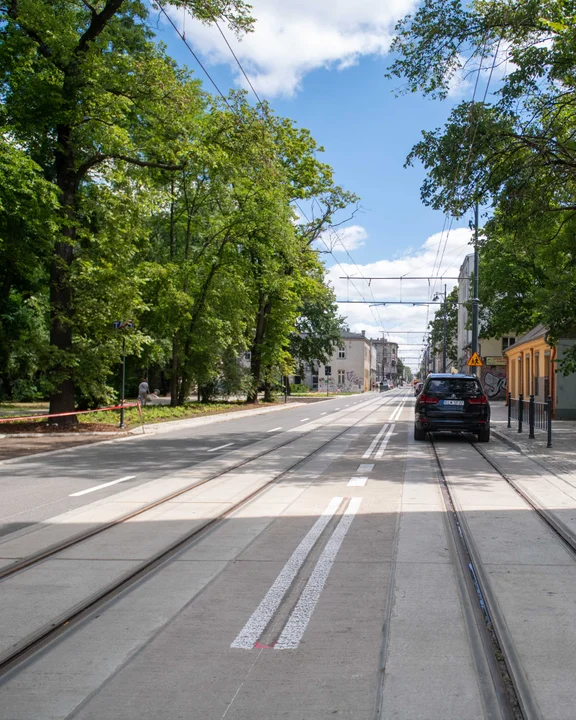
[374,424,395,459]
[231,497,343,650]
[69,475,136,497]
[267,427,283,433]
[208,443,234,453]
[357,463,374,473]
[347,476,368,487]
[275,497,363,649]
[362,424,389,459]
[299,417,310,422]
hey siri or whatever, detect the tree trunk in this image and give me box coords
[49,123,78,424]
[170,337,179,406]
[247,294,271,403]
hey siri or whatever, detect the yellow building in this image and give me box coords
[504,324,576,419]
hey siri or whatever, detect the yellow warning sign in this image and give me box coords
[467,352,483,367]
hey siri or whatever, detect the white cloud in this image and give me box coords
[318,225,367,253]
[168,0,418,97]
[327,226,474,370]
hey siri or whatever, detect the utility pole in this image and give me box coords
[442,283,447,372]
[471,202,480,376]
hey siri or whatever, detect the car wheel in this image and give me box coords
[477,427,490,443]
[414,425,426,441]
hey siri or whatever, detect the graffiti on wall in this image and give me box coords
[482,366,507,399]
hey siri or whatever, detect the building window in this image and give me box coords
[338,369,345,384]
[534,353,540,397]
[325,366,332,377]
[243,351,251,361]
[338,346,346,359]
[502,337,516,353]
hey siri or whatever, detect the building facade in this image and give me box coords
[504,325,576,419]
[302,330,374,392]
[457,254,514,399]
[370,338,399,382]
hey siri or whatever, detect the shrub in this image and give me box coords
[290,383,309,394]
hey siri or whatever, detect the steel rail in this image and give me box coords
[0,395,395,583]
[0,393,406,677]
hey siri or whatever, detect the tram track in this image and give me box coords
[429,431,576,720]
[0,393,403,678]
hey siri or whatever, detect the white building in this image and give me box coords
[302,330,375,392]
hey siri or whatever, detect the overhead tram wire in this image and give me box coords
[161,4,398,340]
[156,2,233,109]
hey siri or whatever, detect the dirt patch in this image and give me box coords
[0,421,123,434]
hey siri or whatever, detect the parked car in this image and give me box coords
[413,381,423,396]
[414,373,490,442]
[380,382,390,392]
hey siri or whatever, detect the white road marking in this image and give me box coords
[208,443,234,453]
[69,475,136,497]
[335,407,340,410]
[347,476,368,487]
[320,412,327,415]
[267,427,283,433]
[231,497,343,650]
[299,417,310,422]
[362,424,389,459]
[275,497,363,649]
[357,464,374,473]
[374,424,395,459]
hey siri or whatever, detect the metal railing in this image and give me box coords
[507,392,552,448]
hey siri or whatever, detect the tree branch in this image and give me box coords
[75,0,125,55]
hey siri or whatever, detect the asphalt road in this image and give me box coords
[0,392,398,538]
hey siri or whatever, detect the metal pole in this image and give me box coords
[442,284,447,372]
[507,391,512,428]
[120,336,126,429]
[471,202,480,376]
[547,395,553,448]
[518,392,523,433]
[529,394,535,439]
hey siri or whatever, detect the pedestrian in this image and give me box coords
[138,378,150,406]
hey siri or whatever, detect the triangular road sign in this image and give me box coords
[467,352,483,367]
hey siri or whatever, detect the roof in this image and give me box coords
[341,330,369,341]
[427,373,476,378]
[503,324,548,354]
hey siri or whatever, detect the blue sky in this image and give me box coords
[153,1,480,369]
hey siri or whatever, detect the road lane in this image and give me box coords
[0,393,404,534]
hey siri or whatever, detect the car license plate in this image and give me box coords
[443,400,464,406]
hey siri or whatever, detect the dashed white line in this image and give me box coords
[231,497,343,650]
[362,424,389,459]
[69,475,136,497]
[275,497,362,649]
[374,424,395,459]
[320,412,327,415]
[267,426,283,433]
[357,464,374,473]
[299,417,310,422]
[347,476,368,487]
[208,443,234,453]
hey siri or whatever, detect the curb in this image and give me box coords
[492,429,524,454]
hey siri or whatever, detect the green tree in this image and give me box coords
[428,286,459,368]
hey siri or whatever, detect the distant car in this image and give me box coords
[380,382,390,392]
[414,373,491,442]
[414,381,423,396]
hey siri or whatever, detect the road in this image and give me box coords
[2,389,576,719]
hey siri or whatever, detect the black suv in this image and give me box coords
[414,373,491,442]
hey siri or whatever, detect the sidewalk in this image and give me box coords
[491,400,576,478]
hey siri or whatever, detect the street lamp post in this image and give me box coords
[471,202,480,376]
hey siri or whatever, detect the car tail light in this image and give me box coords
[419,394,439,404]
[468,395,487,405]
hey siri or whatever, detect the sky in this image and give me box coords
[152,1,481,371]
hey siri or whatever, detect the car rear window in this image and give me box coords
[425,378,483,397]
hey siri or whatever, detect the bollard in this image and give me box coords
[529,394,535,438]
[547,395,552,448]
[507,391,512,428]
[518,393,523,433]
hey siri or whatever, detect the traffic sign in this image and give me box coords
[467,352,483,367]
[113,320,134,329]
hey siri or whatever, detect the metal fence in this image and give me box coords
[507,392,552,447]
